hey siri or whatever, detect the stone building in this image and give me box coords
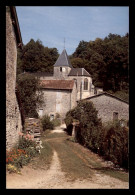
[83,92,129,124]
[6,6,24,149]
[32,49,96,119]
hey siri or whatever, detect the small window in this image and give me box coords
[60,67,62,72]
[113,112,118,121]
[84,78,88,90]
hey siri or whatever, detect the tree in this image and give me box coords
[70,33,129,92]
[16,73,44,118]
[18,39,59,73]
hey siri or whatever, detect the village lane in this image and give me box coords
[6,124,129,189]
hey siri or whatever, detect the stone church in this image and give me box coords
[33,49,99,120]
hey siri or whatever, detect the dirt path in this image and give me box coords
[6,124,129,189]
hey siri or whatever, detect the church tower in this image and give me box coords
[53,49,73,79]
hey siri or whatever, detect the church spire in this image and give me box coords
[53,48,73,68]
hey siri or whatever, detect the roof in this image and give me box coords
[68,68,91,77]
[40,80,75,90]
[29,72,53,77]
[9,6,23,49]
[54,49,73,68]
[81,92,129,104]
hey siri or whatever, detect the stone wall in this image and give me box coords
[87,94,129,123]
[71,83,77,109]
[6,96,22,149]
[53,66,72,79]
[38,84,77,119]
[38,89,71,118]
[68,76,93,100]
[6,8,22,150]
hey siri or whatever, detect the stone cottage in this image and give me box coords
[31,49,98,119]
[6,6,24,149]
[82,92,129,124]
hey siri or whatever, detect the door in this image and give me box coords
[56,91,62,113]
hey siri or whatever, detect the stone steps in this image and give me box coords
[24,118,42,151]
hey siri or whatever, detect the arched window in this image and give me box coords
[84,78,88,90]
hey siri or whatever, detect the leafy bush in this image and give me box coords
[41,115,54,131]
[100,121,128,169]
[65,101,129,170]
[6,133,38,172]
[65,101,102,152]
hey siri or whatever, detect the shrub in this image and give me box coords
[100,121,128,169]
[65,101,129,170]
[65,101,102,152]
[7,164,19,174]
[52,118,61,127]
[41,115,54,131]
[6,133,38,172]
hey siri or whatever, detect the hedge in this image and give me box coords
[64,101,128,170]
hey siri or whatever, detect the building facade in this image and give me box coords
[83,92,129,124]
[6,6,24,149]
[33,49,96,119]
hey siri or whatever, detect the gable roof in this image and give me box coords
[29,72,53,77]
[68,68,91,77]
[54,49,73,68]
[82,92,129,104]
[40,80,75,90]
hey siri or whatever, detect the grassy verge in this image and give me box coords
[46,131,128,182]
[66,140,129,182]
[30,137,53,170]
[46,134,93,181]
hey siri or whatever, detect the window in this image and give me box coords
[84,78,88,90]
[60,67,62,72]
[113,112,118,121]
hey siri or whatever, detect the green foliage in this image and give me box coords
[71,33,129,93]
[106,90,129,103]
[17,136,36,151]
[65,102,128,170]
[6,135,38,171]
[100,121,128,169]
[41,115,54,131]
[65,101,102,150]
[16,73,44,118]
[52,118,61,127]
[17,39,59,73]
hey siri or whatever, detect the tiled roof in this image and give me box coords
[68,68,91,77]
[40,80,74,90]
[81,92,129,104]
[30,72,53,77]
[54,49,73,68]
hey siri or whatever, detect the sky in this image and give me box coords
[16,6,129,55]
